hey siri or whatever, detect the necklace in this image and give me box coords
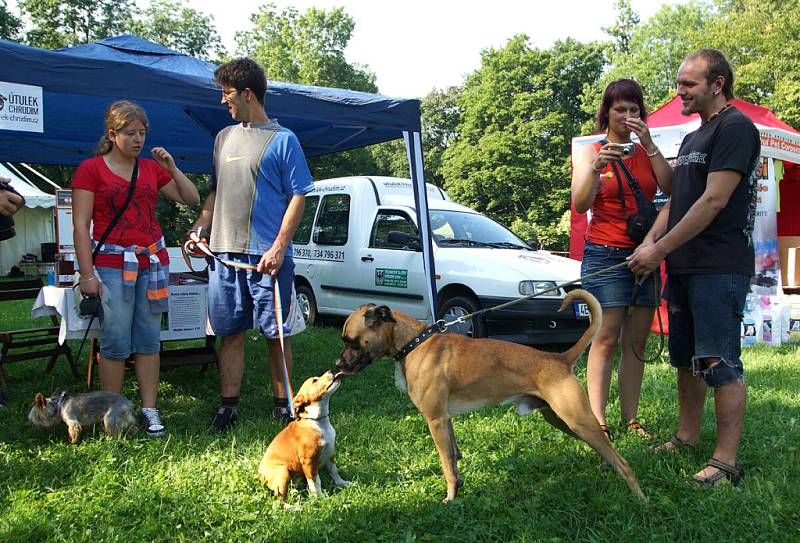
[706,103,732,123]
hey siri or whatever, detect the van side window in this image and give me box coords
[293,195,319,245]
[313,194,350,246]
[370,211,418,250]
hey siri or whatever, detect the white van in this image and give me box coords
[292,176,589,344]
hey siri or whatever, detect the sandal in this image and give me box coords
[651,434,697,453]
[624,420,656,440]
[693,458,744,487]
[599,424,612,441]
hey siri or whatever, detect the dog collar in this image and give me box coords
[56,391,69,410]
[394,320,446,361]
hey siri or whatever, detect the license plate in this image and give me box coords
[574,302,589,319]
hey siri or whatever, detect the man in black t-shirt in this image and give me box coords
[629,49,759,487]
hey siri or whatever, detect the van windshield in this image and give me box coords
[430,210,530,250]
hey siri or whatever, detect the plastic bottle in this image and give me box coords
[759,295,772,344]
[47,269,55,286]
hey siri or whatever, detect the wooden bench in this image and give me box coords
[0,278,78,391]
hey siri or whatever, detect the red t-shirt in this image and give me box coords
[71,156,172,269]
[585,142,659,248]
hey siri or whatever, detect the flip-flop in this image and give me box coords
[651,434,697,453]
[693,458,744,487]
[624,420,657,440]
[599,424,612,441]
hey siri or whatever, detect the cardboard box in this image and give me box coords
[779,236,800,288]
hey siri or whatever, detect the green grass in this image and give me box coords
[1,298,799,542]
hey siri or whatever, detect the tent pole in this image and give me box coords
[404,130,438,322]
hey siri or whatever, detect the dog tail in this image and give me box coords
[559,289,602,368]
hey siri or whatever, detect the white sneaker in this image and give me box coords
[140,408,166,437]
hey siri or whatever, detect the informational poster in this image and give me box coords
[751,157,780,296]
[160,283,208,341]
[0,82,43,133]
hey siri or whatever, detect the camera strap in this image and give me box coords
[92,159,138,261]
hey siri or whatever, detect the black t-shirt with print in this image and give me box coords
[666,107,760,276]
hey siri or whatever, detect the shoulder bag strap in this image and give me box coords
[91,158,138,262]
[615,157,644,197]
[609,161,627,210]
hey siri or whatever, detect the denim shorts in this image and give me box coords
[580,242,660,308]
[663,273,750,387]
[207,253,293,338]
[96,265,164,360]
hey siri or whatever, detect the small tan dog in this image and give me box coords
[257,371,350,499]
[28,390,137,443]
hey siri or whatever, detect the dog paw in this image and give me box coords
[335,479,351,487]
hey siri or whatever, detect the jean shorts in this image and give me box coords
[207,253,294,338]
[96,265,164,360]
[664,273,750,387]
[580,242,660,308]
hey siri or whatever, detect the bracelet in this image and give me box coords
[80,276,96,284]
[646,148,661,157]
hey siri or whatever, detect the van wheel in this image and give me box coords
[438,295,486,338]
[296,284,318,326]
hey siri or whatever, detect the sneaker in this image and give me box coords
[210,405,238,432]
[272,406,293,426]
[140,408,166,437]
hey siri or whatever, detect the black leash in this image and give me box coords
[455,260,630,324]
[627,273,666,363]
[395,260,633,359]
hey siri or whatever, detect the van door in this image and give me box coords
[357,208,428,319]
[310,192,363,316]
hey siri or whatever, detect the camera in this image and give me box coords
[79,295,103,319]
[0,182,20,241]
[620,143,636,156]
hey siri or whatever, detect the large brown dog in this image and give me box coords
[335,289,644,503]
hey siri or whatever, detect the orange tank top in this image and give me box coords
[585,142,659,248]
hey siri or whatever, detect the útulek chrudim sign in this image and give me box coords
[0,82,44,133]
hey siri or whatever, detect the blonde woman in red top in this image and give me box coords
[571,79,672,440]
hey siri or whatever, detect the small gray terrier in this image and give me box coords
[28,390,137,444]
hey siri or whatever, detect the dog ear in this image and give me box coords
[34,393,46,408]
[292,394,306,416]
[364,305,396,327]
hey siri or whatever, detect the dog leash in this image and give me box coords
[273,276,295,418]
[627,274,665,363]
[185,231,296,416]
[183,228,260,272]
[443,260,632,328]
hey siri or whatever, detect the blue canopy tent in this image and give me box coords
[0,35,438,318]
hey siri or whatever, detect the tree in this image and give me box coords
[603,0,640,55]
[0,0,21,40]
[442,37,605,250]
[236,3,380,180]
[585,0,800,130]
[368,86,464,187]
[19,0,136,49]
[236,4,376,92]
[128,0,224,61]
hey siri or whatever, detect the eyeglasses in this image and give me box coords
[221,88,239,98]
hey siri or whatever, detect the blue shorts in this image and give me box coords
[207,253,294,338]
[96,265,164,360]
[664,273,750,387]
[581,242,660,308]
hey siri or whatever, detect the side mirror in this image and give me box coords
[526,238,539,249]
[386,231,421,250]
